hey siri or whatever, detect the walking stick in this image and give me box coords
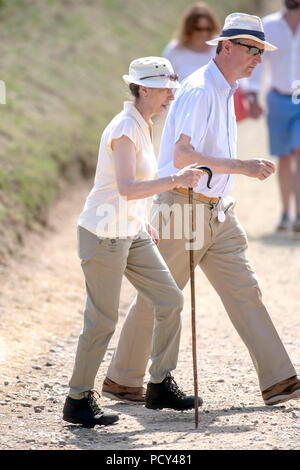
[188,166,212,429]
[188,186,198,429]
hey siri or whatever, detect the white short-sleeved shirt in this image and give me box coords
[78,102,157,238]
[158,59,238,198]
[163,39,215,82]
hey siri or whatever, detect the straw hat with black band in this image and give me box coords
[206,12,277,51]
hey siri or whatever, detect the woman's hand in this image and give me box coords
[174,163,205,188]
[147,223,159,245]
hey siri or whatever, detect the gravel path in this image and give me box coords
[0,117,299,450]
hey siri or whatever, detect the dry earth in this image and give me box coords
[0,115,300,451]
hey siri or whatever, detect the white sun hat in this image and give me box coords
[123,56,181,89]
[206,12,277,51]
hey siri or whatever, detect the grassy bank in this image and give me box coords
[0,0,278,261]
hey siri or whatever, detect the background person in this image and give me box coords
[63,57,204,428]
[162,2,220,82]
[247,0,300,232]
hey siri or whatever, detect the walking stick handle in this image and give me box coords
[197,166,213,188]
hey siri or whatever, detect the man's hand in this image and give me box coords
[241,159,276,180]
[249,101,264,119]
[246,93,264,119]
[147,223,159,245]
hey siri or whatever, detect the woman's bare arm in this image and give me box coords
[112,135,204,200]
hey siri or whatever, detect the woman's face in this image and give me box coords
[190,16,213,41]
[145,87,175,115]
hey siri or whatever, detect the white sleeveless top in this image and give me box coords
[78,102,157,238]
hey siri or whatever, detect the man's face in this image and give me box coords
[227,38,265,79]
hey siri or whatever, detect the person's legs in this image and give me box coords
[266,90,294,229]
[63,227,133,426]
[110,232,201,410]
[105,191,209,388]
[103,230,197,407]
[105,293,154,388]
[105,238,193,387]
[68,227,130,399]
[291,109,300,223]
[277,153,293,224]
[123,235,184,384]
[199,207,297,392]
[293,148,300,231]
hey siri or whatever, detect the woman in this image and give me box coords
[62,56,204,428]
[163,2,220,82]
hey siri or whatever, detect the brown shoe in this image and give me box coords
[262,376,300,406]
[102,377,146,404]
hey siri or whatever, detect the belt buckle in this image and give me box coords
[209,196,219,205]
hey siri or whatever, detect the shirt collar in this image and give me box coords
[279,9,285,19]
[123,101,152,129]
[207,59,239,97]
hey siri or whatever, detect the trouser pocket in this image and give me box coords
[151,191,175,229]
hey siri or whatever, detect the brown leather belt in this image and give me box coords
[175,187,220,204]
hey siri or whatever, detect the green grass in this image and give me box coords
[0,0,279,260]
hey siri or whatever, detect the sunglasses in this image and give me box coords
[194,26,213,32]
[140,73,179,82]
[230,40,264,56]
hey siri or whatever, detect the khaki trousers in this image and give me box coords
[68,225,184,399]
[106,190,296,392]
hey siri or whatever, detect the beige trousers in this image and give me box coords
[106,190,296,392]
[68,225,184,399]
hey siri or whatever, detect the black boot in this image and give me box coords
[63,390,119,428]
[145,373,203,410]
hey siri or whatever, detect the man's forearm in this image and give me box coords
[174,142,275,180]
[174,145,244,175]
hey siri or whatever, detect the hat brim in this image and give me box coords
[206,35,277,51]
[122,75,181,89]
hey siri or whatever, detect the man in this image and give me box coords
[247,0,300,232]
[102,13,300,408]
